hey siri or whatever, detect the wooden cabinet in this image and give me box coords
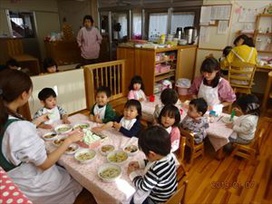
[117,45,196,95]
[44,40,81,65]
[254,14,272,53]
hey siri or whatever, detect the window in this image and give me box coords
[132,12,142,39]
[148,13,168,41]
[6,10,36,38]
[171,12,195,34]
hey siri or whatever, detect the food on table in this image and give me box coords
[107,151,128,163]
[124,145,138,153]
[73,123,90,130]
[55,124,72,134]
[43,133,57,139]
[99,167,121,179]
[101,145,115,154]
[65,144,79,154]
[83,130,103,145]
[53,138,66,146]
[75,151,95,162]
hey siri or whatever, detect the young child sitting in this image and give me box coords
[128,75,146,102]
[158,104,181,152]
[92,99,142,138]
[33,87,70,129]
[226,94,260,145]
[181,98,209,144]
[153,88,181,124]
[127,126,177,204]
[89,86,116,123]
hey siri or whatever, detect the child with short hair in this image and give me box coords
[33,87,70,129]
[181,98,209,144]
[153,88,181,123]
[127,126,177,204]
[158,104,181,152]
[92,99,142,138]
[226,94,260,145]
[42,57,58,73]
[90,86,116,123]
[128,75,147,102]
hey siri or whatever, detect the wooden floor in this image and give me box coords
[74,110,272,204]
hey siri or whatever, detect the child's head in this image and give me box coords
[138,126,171,160]
[200,57,221,88]
[83,15,94,28]
[38,88,57,109]
[0,69,32,125]
[6,59,20,70]
[96,86,111,106]
[43,57,58,73]
[158,104,180,128]
[222,46,232,57]
[128,75,145,91]
[160,88,178,105]
[235,94,260,116]
[233,34,248,46]
[187,98,208,119]
[123,99,142,120]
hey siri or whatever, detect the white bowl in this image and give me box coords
[99,144,115,156]
[54,124,72,134]
[74,149,96,163]
[123,144,139,156]
[65,143,79,155]
[73,123,90,130]
[42,132,58,141]
[107,150,128,165]
[222,116,234,124]
[52,137,67,147]
[98,163,122,182]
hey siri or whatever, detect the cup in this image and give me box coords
[149,95,155,102]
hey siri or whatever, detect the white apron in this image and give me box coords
[93,104,106,120]
[120,118,137,130]
[42,106,61,124]
[198,79,221,106]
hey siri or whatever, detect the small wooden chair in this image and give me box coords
[174,136,187,172]
[261,71,272,114]
[231,128,265,164]
[180,128,205,164]
[228,61,256,94]
[165,164,188,204]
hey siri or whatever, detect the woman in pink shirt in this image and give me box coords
[189,57,236,110]
[77,15,102,65]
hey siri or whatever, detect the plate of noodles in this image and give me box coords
[74,149,96,163]
[98,163,122,182]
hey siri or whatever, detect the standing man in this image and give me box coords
[77,15,102,65]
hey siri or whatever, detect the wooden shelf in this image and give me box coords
[155,69,175,76]
[155,70,175,82]
[256,32,272,36]
[155,59,176,64]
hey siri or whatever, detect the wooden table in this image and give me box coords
[37,114,145,204]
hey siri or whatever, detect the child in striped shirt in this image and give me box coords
[127,126,177,204]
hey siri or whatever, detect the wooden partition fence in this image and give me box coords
[84,60,127,114]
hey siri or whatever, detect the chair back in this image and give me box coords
[231,127,265,164]
[180,127,205,164]
[261,71,272,112]
[176,136,186,163]
[165,165,188,204]
[228,61,256,94]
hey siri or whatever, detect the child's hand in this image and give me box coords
[65,130,84,144]
[32,114,49,127]
[226,122,234,129]
[139,98,144,102]
[113,122,121,130]
[92,127,103,133]
[94,115,102,123]
[89,114,94,121]
[127,161,139,174]
[63,118,70,124]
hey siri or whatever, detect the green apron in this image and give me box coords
[0,119,21,171]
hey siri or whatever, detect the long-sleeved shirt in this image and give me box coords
[129,154,177,203]
[76,26,102,60]
[116,116,141,138]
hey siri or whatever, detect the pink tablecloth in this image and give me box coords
[37,114,145,204]
[0,167,32,204]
